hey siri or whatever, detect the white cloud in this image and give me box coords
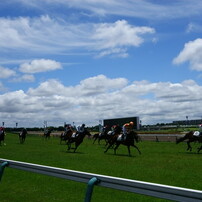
[92,20,155,57]
[0,66,16,78]
[28,79,68,96]
[10,0,202,19]
[92,20,155,49]
[11,74,35,82]
[19,59,62,73]
[173,38,202,71]
[1,75,202,127]
[186,22,202,33]
[0,16,155,58]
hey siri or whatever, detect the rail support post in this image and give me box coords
[84,177,100,202]
[0,161,9,182]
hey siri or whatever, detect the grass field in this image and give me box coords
[0,133,202,202]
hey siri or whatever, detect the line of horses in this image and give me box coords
[1,128,202,155]
[92,130,202,155]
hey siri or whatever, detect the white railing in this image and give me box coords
[0,158,202,202]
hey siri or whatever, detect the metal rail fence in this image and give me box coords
[0,158,202,202]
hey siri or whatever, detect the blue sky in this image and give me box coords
[1,0,202,128]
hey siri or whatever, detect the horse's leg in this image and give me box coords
[93,137,97,144]
[131,144,141,155]
[74,141,81,153]
[127,146,131,156]
[114,143,120,155]
[187,141,192,151]
[197,145,202,153]
[67,141,71,150]
[104,142,114,153]
[105,139,109,147]
[98,137,102,145]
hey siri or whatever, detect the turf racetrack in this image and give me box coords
[0,133,201,202]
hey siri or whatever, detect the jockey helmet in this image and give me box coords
[129,122,134,125]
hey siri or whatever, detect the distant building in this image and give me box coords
[103,116,140,130]
[173,119,202,125]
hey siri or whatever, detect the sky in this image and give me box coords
[1,0,202,128]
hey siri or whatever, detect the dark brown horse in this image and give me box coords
[93,131,112,145]
[19,128,27,144]
[60,129,73,144]
[104,131,141,156]
[44,129,52,140]
[0,129,5,146]
[176,131,202,153]
[67,129,91,152]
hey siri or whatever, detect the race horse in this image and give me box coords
[93,131,111,145]
[104,131,141,156]
[60,129,73,144]
[44,129,51,140]
[0,129,5,146]
[67,129,91,152]
[93,125,122,145]
[176,131,202,153]
[19,128,27,144]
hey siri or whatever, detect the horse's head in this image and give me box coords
[83,130,91,137]
[127,131,139,142]
[133,132,139,143]
[131,131,139,142]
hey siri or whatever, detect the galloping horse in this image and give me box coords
[104,131,141,156]
[93,131,111,145]
[44,129,51,140]
[176,131,202,153]
[19,128,27,144]
[0,128,5,146]
[67,129,91,152]
[60,129,73,144]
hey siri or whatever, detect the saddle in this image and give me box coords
[117,134,126,141]
[71,133,79,138]
[107,131,113,136]
[193,131,202,137]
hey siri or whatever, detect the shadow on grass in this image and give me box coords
[104,152,137,158]
[60,150,85,154]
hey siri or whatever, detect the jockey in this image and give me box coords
[78,124,85,133]
[110,124,117,135]
[0,127,4,134]
[113,124,122,134]
[102,125,110,135]
[65,124,72,134]
[122,122,134,140]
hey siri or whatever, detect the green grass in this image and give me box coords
[0,133,202,202]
